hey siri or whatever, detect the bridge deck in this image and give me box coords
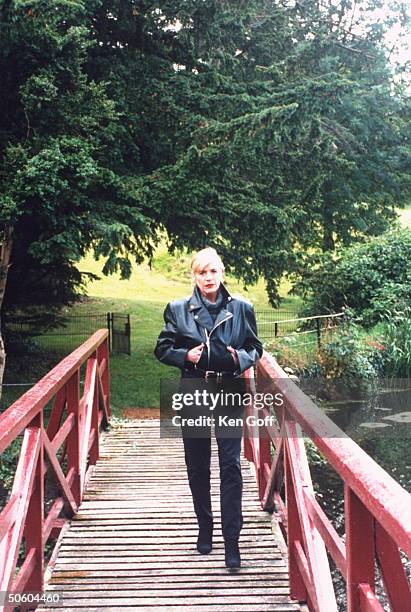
[39,419,303,611]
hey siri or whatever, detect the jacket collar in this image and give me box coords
[188,284,233,331]
[189,283,232,309]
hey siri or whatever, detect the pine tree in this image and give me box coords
[1,0,409,312]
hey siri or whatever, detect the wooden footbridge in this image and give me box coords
[1,330,410,612]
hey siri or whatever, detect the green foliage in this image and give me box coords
[316,317,383,380]
[0,1,159,312]
[0,438,20,490]
[0,0,410,312]
[266,332,320,372]
[381,307,411,377]
[304,438,327,468]
[295,228,411,325]
[366,282,411,323]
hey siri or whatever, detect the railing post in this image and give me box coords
[23,413,44,594]
[243,420,253,462]
[345,484,375,612]
[243,369,254,462]
[258,420,271,504]
[375,523,411,611]
[89,373,100,465]
[66,370,81,506]
[106,312,112,353]
[284,435,307,603]
[100,336,110,419]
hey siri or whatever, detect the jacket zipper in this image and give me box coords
[204,312,234,370]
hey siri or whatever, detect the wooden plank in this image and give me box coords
[58,537,282,546]
[47,578,290,587]
[54,557,286,566]
[63,524,274,534]
[38,605,301,612]
[56,548,282,556]
[50,567,289,578]
[40,587,294,597]
[70,518,270,524]
[57,548,284,558]
[40,594,298,604]
[52,560,287,570]
[40,420,302,612]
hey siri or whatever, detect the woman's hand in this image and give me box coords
[186,343,204,364]
[227,345,239,367]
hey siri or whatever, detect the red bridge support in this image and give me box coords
[0,330,109,609]
[243,353,411,612]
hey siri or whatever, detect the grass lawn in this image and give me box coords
[398,204,411,229]
[1,245,300,415]
[67,204,411,413]
[4,206,408,415]
[70,247,300,414]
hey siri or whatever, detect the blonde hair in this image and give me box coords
[191,247,225,274]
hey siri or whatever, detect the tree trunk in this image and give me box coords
[0,225,13,403]
[322,203,335,252]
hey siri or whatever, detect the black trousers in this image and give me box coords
[180,376,245,541]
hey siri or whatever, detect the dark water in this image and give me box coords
[300,377,411,611]
[307,377,411,490]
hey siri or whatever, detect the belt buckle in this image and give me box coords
[205,370,214,381]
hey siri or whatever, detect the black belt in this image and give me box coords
[190,366,237,381]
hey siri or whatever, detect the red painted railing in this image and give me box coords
[0,330,110,607]
[243,352,411,612]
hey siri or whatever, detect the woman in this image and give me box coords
[154,247,263,569]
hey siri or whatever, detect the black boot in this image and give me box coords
[197,524,213,554]
[224,538,241,568]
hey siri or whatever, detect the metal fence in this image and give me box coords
[2,312,131,356]
[109,313,131,355]
[255,310,345,347]
[255,309,303,341]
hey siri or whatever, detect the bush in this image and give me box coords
[381,307,411,377]
[0,438,21,492]
[315,317,384,380]
[265,334,318,371]
[295,228,411,326]
[364,282,411,323]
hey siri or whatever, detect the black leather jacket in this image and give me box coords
[154,284,263,375]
